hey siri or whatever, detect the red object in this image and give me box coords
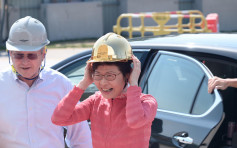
[206,13,219,32]
[52,86,158,148]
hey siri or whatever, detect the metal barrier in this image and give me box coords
[113,10,213,38]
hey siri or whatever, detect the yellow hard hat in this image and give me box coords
[88,32,132,63]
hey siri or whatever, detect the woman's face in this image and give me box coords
[93,65,126,99]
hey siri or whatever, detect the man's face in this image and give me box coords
[10,49,45,79]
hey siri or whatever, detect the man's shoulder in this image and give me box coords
[0,69,14,87]
[41,67,70,82]
[42,67,66,77]
[0,68,12,80]
[41,68,74,93]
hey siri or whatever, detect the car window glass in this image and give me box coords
[192,77,215,115]
[134,52,143,59]
[60,57,98,101]
[146,54,205,114]
[61,58,88,84]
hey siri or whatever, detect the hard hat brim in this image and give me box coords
[87,58,132,63]
[6,40,50,51]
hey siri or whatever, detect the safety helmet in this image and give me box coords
[6,16,50,51]
[87,32,132,63]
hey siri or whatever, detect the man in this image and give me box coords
[208,76,237,93]
[0,16,92,148]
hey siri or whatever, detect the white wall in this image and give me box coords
[202,0,237,32]
[41,1,103,41]
[4,0,236,42]
[126,0,179,13]
[126,0,179,27]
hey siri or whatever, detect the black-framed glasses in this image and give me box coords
[92,73,121,81]
[12,53,39,60]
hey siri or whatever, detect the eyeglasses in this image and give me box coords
[12,53,39,60]
[92,73,121,81]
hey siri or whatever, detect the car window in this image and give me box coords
[192,77,215,114]
[59,57,98,100]
[62,58,88,85]
[145,54,214,114]
[135,52,143,60]
[60,57,88,84]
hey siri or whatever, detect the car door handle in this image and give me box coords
[172,131,193,147]
[173,135,193,144]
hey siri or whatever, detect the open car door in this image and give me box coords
[140,51,224,148]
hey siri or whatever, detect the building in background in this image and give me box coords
[0,0,237,43]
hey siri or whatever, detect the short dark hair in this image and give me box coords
[92,61,132,77]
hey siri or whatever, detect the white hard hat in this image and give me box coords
[6,16,50,51]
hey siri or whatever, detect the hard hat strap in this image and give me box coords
[7,50,11,65]
[40,58,45,72]
[11,65,39,80]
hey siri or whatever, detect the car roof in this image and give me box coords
[129,33,237,60]
[52,33,237,70]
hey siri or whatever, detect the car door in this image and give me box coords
[140,51,224,148]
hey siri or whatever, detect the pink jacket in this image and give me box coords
[52,85,158,148]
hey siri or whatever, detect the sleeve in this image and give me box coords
[126,86,158,128]
[51,86,94,126]
[65,121,93,148]
[56,78,93,148]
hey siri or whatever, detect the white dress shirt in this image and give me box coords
[0,67,92,148]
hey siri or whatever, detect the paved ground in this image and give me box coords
[0,48,88,72]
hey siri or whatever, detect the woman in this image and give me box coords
[51,33,158,148]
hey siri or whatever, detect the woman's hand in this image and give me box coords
[129,55,141,86]
[77,63,94,90]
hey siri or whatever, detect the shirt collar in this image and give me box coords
[11,70,18,81]
[11,68,44,83]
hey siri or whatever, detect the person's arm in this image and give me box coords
[126,86,158,128]
[208,76,237,93]
[65,122,93,148]
[228,79,237,88]
[125,56,158,128]
[52,63,94,126]
[51,86,93,126]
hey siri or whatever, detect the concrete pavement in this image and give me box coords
[0,48,88,72]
